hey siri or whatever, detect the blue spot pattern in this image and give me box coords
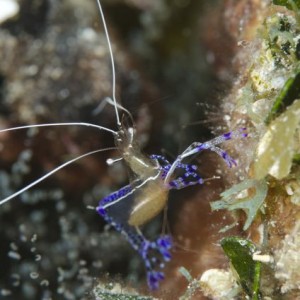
[97,184,172,290]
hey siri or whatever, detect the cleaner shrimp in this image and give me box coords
[0,0,247,294]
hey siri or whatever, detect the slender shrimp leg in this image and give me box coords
[165,128,248,183]
[96,184,172,290]
[150,155,204,189]
[167,163,204,189]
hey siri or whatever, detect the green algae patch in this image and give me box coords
[254,99,300,180]
[221,237,262,300]
[273,0,300,10]
[211,179,268,230]
[266,71,300,123]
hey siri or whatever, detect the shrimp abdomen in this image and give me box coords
[128,181,168,227]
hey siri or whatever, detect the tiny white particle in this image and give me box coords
[35,254,42,261]
[31,234,38,243]
[0,0,19,24]
[30,272,39,279]
[8,251,21,260]
[40,279,49,287]
[1,289,12,296]
[10,242,18,251]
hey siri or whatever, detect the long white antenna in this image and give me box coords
[0,147,116,206]
[95,0,121,127]
[0,122,117,135]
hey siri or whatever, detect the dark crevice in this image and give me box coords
[0,74,11,116]
[2,0,50,37]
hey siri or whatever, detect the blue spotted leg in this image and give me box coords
[150,154,204,189]
[164,128,248,183]
[97,183,172,290]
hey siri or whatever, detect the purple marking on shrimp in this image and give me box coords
[223,132,232,140]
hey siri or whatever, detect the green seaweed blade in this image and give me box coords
[221,237,262,300]
[266,71,300,124]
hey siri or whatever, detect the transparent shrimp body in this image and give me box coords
[97,124,247,289]
[114,127,168,226]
